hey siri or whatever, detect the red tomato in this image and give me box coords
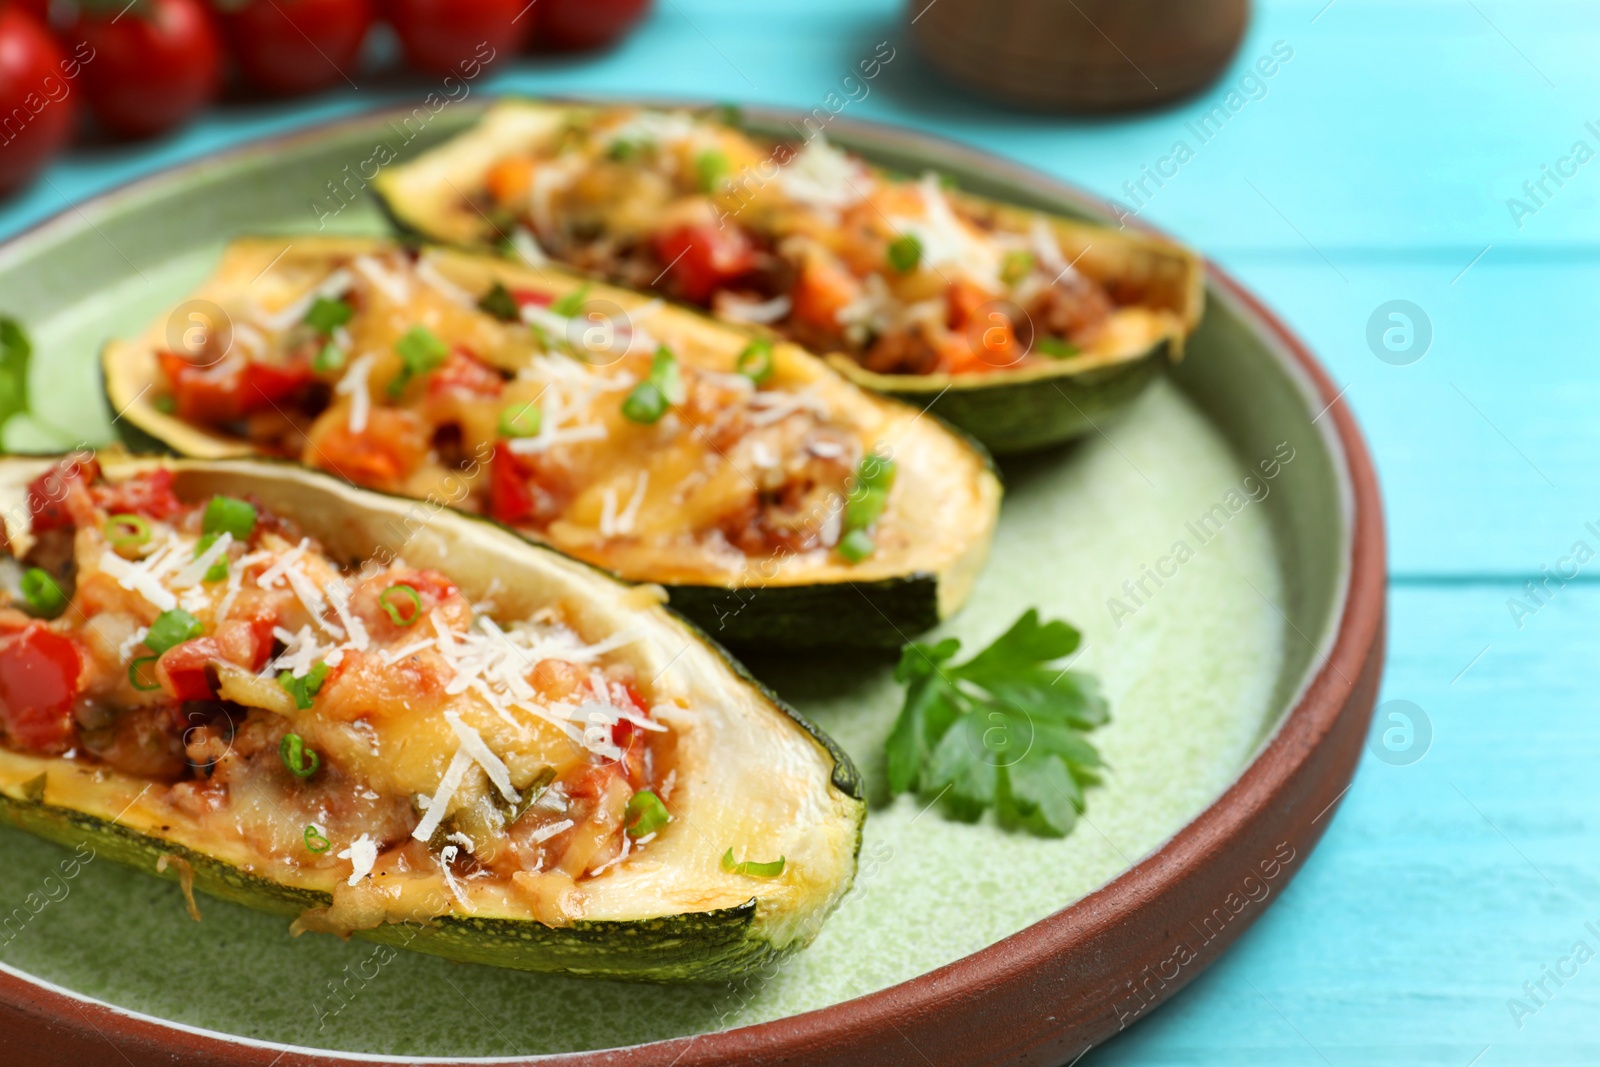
[536,0,650,52]
[91,468,185,520]
[381,0,530,77]
[65,0,221,140]
[158,352,315,423]
[652,223,757,305]
[27,454,100,533]
[0,7,77,197]
[218,0,374,97]
[157,638,222,702]
[308,407,428,489]
[0,624,83,753]
[487,444,535,525]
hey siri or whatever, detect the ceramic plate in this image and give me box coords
[0,102,1384,1067]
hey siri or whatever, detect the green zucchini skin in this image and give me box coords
[0,790,780,982]
[666,573,940,652]
[839,341,1170,456]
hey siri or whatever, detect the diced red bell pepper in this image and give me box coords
[428,347,504,399]
[651,222,757,305]
[27,455,100,533]
[157,638,222,703]
[488,445,536,525]
[0,624,83,753]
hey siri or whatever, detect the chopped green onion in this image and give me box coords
[280,733,320,779]
[1001,250,1036,286]
[844,487,889,531]
[887,234,922,273]
[622,381,667,424]
[379,583,422,626]
[649,345,684,404]
[478,281,520,323]
[19,568,65,617]
[312,341,345,373]
[856,452,897,493]
[735,338,774,384]
[202,496,257,540]
[105,514,151,549]
[278,662,330,711]
[154,395,177,414]
[128,656,162,692]
[721,847,785,878]
[550,285,590,319]
[192,533,229,583]
[304,825,331,853]
[696,149,731,194]
[837,527,876,562]
[144,609,203,655]
[712,102,743,127]
[1035,337,1081,360]
[625,790,671,838]
[498,403,541,438]
[389,325,449,396]
[303,296,353,335]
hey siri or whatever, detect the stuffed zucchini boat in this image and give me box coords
[0,454,863,981]
[372,100,1206,453]
[102,236,1000,648]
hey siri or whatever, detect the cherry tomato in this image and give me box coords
[0,6,77,197]
[217,0,374,97]
[536,0,650,52]
[652,222,757,305]
[382,0,530,77]
[65,0,222,140]
[0,624,84,753]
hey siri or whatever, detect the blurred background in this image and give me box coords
[2,0,1597,1063]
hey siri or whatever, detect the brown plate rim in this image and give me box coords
[0,99,1387,1067]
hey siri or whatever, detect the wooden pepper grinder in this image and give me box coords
[910,0,1250,112]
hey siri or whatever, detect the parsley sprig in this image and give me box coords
[885,609,1109,837]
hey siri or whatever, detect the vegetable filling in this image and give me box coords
[0,457,680,929]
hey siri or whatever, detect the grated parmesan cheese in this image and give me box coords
[338,833,378,886]
[335,353,377,434]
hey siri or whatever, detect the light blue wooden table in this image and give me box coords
[2,1,1590,1062]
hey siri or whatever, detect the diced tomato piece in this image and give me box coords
[158,351,314,424]
[91,468,186,521]
[0,625,83,753]
[514,289,552,309]
[428,347,504,399]
[242,360,316,411]
[157,638,222,703]
[651,222,757,305]
[214,613,276,673]
[791,250,862,331]
[27,455,100,533]
[488,445,536,525]
[564,760,624,800]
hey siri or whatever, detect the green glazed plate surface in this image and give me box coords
[0,104,1346,1059]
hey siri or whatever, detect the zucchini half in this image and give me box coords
[0,455,864,982]
[371,99,1206,454]
[101,237,1001,649]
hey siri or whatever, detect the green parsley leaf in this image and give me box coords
[0,317,31,429]
[884,609,1108,837]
